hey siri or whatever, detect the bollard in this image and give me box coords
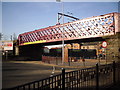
[62,68,65,90]
[96,63,99,90]
[56,57,58,65]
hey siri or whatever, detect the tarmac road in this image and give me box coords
[2,61,77,89]
[2,60,109,89]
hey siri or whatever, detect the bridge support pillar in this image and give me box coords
[105,32,120,62]
[105,12,120,62]
[64,43,81,62]
[64,46,68,62]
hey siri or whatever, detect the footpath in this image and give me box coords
[42,59,112,68]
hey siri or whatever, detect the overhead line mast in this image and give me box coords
[57,12,79,24]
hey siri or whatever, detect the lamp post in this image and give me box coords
[5,51,8,60]
[56,0,64,65]
[62,1,64,65]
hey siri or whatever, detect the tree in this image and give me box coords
[13,33,17,40]
[0,33,3,40]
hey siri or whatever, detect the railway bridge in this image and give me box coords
[16,12,120,61]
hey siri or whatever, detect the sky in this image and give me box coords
[1,0,119,40]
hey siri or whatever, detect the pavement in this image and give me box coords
[2,59,112,89]
[43,59,112,68]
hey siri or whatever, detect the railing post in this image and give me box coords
[56,56,58,65]
[68,58,70,66]
[62,68,65,90]
[96,63,99,90]
[113,61,116,85]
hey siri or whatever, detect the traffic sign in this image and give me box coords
[102,41,107,48]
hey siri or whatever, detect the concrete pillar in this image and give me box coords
[64,46,68,62]
[64,44,71,62]
[114,13,120,33]
[114,13,120,62]
[104,13,120,62]
[105,33,120,62]
[64,43,81,62]
[15,46,19,55]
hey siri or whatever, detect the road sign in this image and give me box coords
[102,41,107,48]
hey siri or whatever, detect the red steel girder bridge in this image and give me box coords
[18,12,120,46]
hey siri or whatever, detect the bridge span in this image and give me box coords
[18,12,119,45]
[16,12,120,61]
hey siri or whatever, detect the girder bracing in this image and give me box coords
[18,12,119,45]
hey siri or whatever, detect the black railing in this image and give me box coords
[5,61,120,90]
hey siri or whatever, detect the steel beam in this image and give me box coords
[18,12,119,45]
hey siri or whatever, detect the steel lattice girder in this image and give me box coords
[18,12,119,45]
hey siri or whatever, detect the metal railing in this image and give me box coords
[6,61,120,90]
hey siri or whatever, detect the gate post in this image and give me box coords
[62,68,65,90]
[96,63,99,90]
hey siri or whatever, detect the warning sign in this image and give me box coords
[102,41,107,48]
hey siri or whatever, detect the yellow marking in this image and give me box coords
[23,40,46,45]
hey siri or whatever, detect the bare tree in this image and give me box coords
[13,33,17,40]
[0,33,3,40]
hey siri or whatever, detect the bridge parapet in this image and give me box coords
[18,12,120,45]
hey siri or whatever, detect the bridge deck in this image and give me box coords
[18,12,120,45]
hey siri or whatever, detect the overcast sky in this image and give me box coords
[1,0,119,40]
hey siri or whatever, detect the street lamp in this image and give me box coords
[56,0,64,65]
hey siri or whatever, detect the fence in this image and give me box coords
[6,61,120,90]
[42,56,90,65]
[42,56,62,65]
